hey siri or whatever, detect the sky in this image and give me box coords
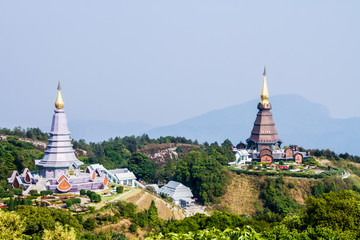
[0,1,359,131]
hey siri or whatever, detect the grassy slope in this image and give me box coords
[125,190,184,220]
[212,172,320,215]
[91,188,185,239]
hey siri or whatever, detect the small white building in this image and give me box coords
[231,149,252,165]
[87,164,136,187]
[110,169,136,187]
[159,181,194,207]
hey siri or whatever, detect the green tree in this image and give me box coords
[116,186,124,194]
[174,150,228,204]
[128,152,155,182]
[311,182,325,197]
[260,176,299,214]
[0,210,26,240]
[148,200,158,226]
[129,223,138,233]
[146,226,263,240]
[303,190,360,233]
[83,218,96,231]
[8,197,15,211]
[15,206,82,237]
[221,139,233,148]
[42,222,76,240]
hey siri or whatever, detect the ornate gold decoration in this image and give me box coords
[55,81,64,109]
[260,67,269,104]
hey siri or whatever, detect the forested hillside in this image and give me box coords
[0,127,235,204]
[3,127,360,239]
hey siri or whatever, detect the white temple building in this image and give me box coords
[159,181,194,207]
[231,149,252,165]
[8,83,108,193]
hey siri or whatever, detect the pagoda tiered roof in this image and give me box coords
[36,84,83,169]
[247,68,281,145]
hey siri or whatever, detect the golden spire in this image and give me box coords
[260,66,269,104]
[55,81,64,109]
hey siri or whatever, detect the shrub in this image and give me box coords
[10,188,23,196]
[83,218,96,231]
[80,189,86,195]
[87,206,96,213]
[113,216,119,224]
[116,201,137,218]
[159,193,173,202]
[129,223,138,233]
[86,190,93,197]
[85,190,101,202]
[116,186,124,194]
[26,195,37,200]
[91,193,101,203]
[29,190,39,196]
[40,190,53,196]
[0,192,14,198]
[65,198,81,208]
[176,146,183,153]
[288,183,296,189]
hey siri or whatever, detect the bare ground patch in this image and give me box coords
[213,172,264,215]
[125,190,184,220]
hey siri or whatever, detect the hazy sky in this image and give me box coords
[0,1,359,130]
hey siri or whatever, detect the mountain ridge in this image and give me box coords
[146,94,360,155]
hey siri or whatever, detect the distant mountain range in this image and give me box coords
[68,95,360,155]
[146,95,360,155]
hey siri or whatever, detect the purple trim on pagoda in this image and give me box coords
[36,108,83,169]
[21,93,110,193]
[48,181,105,193]
[49,176,93,185]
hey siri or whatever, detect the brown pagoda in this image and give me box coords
[246,68,282,161]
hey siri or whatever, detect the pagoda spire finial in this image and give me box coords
[260,67,269,104]
[55,81,64,109]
